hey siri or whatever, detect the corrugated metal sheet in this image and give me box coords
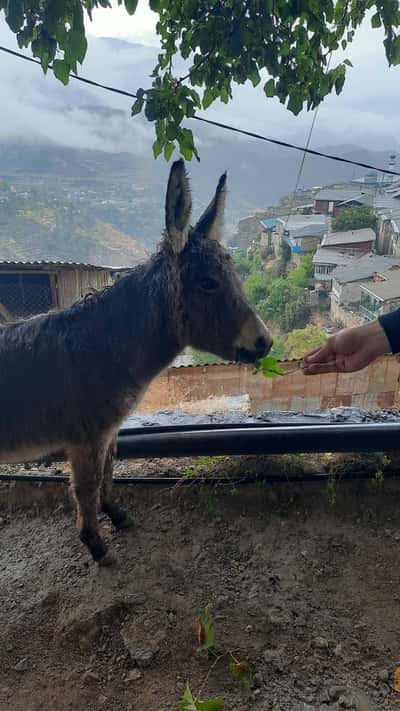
[0,260,117,271]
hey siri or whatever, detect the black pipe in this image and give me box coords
[1,469,399,486]
[116,422,400,459]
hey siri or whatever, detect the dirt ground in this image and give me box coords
[1,454,400,711]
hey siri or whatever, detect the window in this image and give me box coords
[0,273,53,319]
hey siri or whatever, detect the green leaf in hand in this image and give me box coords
[256,355,285,378]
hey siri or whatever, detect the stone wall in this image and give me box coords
[330,299,366,328]
[137,355,400,414]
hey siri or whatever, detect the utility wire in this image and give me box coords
[283,52,333,232]
[1,43,400,178]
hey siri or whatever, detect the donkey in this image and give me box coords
[0,160,272,564]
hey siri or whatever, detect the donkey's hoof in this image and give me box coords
[115,512,134,531]
[97,551,117,567]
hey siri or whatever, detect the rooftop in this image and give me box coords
[260,217,277,229]
[312,248,356,267]
[361,277,400,301]
[321,228,376,248]
[331,254,400,284]
[315,187,370,203]
[0,260,120,271]
[277,214,328,239]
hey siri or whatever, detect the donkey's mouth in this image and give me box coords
[235,347,259,364]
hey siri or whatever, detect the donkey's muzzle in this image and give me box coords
[235,335,273,364]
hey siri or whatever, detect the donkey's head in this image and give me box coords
[163,160,272,363]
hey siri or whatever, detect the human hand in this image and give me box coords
[302,320,391,375]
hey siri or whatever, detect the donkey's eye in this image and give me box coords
[199,277,220,292]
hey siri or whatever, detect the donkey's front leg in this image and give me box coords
[101,435,134,530]
[68,443,113,565]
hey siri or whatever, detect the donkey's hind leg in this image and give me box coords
[101,435,134,530]
[69,443,113,565]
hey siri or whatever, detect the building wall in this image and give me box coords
[137,355,400,414]
[324,240,374,253]
[381,296,400,315]
[376,216,393,255]
[330,298,366,328]
[56,268,112,308]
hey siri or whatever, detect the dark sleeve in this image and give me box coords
[378,308,400,354]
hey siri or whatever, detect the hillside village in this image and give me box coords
[230,171,400,346]
[1,165,400,368]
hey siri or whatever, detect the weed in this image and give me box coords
[177,683,223,710]
[326,475,338,507]
[374,468,384,487]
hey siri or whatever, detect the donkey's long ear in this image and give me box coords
[165,159,192,254]
[195,172,227,242]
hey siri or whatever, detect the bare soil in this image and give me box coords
[1,454,400,711]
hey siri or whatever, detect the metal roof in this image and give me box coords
[331,255,400,284]
[277,214,328,239]
[313,248,356,266]
[260,217,277,229]
[361,277,400,301]
[315,188,369,202]
[321,228,376,248]
[0,260,118,271]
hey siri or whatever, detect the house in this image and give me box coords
[320,227,376,253]
[274,214,328,264]
[259,217,277,250]
[0,260,114,322]
[331,255,400,306]
[359,276,400,321]
[312,248,356,290]
[329,255,400,326]
[314,187,373,216]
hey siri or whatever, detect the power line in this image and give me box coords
[0,44,139,99]
[284,52,333,230]
[1,43,400,178]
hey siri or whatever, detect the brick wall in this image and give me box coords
[137,355,400,414]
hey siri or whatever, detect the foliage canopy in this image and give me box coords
[332,205,377,233]
[2,1,400,159]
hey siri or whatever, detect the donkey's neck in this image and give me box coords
[76,250,184,385]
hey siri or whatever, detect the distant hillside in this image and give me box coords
[0,139,396,257]
[0,181,148,267]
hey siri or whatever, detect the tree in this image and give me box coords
[332,205,377,233]
[270,335,289,361]
[287,254,314,289]
[243,271,271,307]
[285,324,327,359]
[232,250,263,280]
[3,1,400,160]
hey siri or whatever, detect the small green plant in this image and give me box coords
[182,456,226,478]
[326,475,338,507]
[197,608,216,652]
[374,453,391,487]
[374,468,385,487]
[177,683,223,711]
[256,355,285,378]
[228,659,253,689]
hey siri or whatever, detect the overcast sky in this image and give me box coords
[0,0,399,160]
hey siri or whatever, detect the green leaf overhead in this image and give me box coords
[2,0,400,160]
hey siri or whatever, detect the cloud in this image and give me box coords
[0,8,399,158]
